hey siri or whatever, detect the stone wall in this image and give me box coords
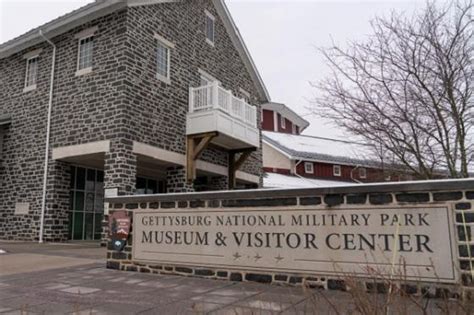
[0,0,265,241]
[105,179,474,293]
[123,0,263,178]
[0,9,129,241]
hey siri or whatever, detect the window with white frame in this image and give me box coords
[292,124,297,135]
[304,162,314,174]
[154,34,175,83]
[359,167,367,179]
[205,10,215,45]
[77,36,94,72]
[333,165,341,176]
[280,115,286,129]
[25,56,38,89]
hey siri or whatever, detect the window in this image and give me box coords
[77,36,94,73]
[69,166,104,241]
[359,167,367,179]
[205,10,215,45]
[200,71,217,86]
[136,177,165,195]
[304,162,314,174]
[240,88,251,103]
[333,165,341,177]
[280,115,286,129]
[156,41,170,81]
[292,124,297,135]
[24,57,38,91]
[154,34,175,84]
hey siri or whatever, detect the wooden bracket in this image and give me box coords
[186,132,218,183]
[228,148,256,190]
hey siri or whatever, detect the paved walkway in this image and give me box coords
[0,242,470,314]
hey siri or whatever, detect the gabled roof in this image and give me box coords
[263,131,381,168]
[0,0,270,102]
[261,102,309,131]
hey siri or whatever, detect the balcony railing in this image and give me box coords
[189,82,257,128]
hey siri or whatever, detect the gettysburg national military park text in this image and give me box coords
[140,212,433,253]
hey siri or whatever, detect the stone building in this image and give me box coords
[0,0,269,242]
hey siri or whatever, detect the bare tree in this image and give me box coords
[313,0,473,179]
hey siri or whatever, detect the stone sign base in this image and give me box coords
[105,179,474,295]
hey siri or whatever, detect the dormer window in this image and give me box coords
[280,115,286,129]
[359,167,367,179]
[292,124,297,134]
[205,10,215,46]
[304,162,314,174]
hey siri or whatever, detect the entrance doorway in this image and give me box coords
[69,166,104,241]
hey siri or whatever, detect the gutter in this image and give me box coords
[38,30,56,244]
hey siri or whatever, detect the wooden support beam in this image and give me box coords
[186,132,218,183]
[186,136,196,183]
[193,132,218,160]
[228,148,256,190]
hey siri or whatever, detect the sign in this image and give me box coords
[132,206,456,282]
[14,203,30,215]
[109,211,131,251]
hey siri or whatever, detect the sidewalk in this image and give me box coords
[0,241,104,276]
[0,241,469,314]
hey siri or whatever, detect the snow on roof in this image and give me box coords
[263,172,354,189]
[263,131,380,167]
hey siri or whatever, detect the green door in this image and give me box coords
[69,166,104,241]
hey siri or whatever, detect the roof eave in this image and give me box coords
[213,0,270,102]
[262,102,309,129]
[0,0,126,59]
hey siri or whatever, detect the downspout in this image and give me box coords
[293,159,315,184]
[293,159,303,177]
[350,165,362,184]
[38,30,56,243]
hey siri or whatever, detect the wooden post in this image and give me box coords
[186,132,218,183]
[228,148,256,190]
[186,136,196,183]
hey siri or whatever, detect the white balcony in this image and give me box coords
[186,82,260,149]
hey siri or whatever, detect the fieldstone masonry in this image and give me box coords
[106,180,474,296]
[0,0,264,241]
[166,167,194,193]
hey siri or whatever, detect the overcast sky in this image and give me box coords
[0,0,426,138]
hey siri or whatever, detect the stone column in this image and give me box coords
[104,139,137,196]
[166,166,194,193]
[43,160,71,242]
[102,139,137,245]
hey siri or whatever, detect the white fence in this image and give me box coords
[189,82,257,128]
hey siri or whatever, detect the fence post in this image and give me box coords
[212,82,219,109]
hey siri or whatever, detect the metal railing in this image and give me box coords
[189,82,257,128]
